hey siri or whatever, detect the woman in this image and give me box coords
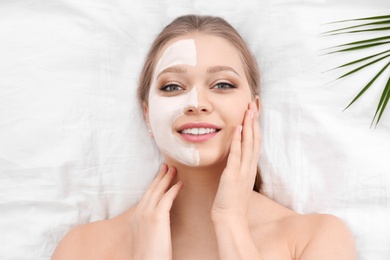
[52,15,356,259]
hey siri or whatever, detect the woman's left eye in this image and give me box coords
[212,82,237,90]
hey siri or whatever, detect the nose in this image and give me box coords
[184,104,211,114]
[183,89,212,115]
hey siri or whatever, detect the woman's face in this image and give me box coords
[144,33,257,167]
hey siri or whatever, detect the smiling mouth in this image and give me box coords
[179,128,220,135]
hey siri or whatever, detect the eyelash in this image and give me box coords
[212,82,237,90]
[159,82,237,92]
[159,83,184,92]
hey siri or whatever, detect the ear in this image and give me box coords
[254,95,261,113]
[143,102,149,123]
[143,102,153,137]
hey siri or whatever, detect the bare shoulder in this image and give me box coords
[51,220,113,260]
[249,193,357,260]
[290,213,357,260]
[52,206,137,260]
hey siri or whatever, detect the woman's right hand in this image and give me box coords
[130,164,183,259]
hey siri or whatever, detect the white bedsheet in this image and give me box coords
[0,0,389,259]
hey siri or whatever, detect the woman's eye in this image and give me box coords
[160,84,183,92]
[213,82,237,90]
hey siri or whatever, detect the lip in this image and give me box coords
[177,122,221,143]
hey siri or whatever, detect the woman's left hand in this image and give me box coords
[211,102,261,221]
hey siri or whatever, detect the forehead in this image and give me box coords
[155,33,244,70]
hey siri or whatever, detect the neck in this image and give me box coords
[166,159,227,227]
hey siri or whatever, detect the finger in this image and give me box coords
[138,164,168,208]
[145,167,177,210]
[252,108,262,164]
[224,124,242,177]
[251,108,262,180]
[156,181,183,213]
[240,104,254,172]
[149,164,169,190]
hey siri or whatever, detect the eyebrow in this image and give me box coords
[156,65,241,78]
[207,66,240,77]
[157,66,187,79]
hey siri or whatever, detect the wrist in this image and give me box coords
[211,213,249,230]
[211,210,247,223]
[212,214,262,260]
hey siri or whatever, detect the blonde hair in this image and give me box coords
[137,14,262,192]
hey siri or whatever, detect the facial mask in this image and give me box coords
[148,39,200,166]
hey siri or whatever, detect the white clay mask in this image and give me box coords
[148,39,200,166]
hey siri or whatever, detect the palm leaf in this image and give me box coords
[337,53,390,80]
[326,15,390,24]
[324,14,390,127]
[372,76,390,127]
[324,26,390,36]
[325,41,390,54]
[322,20,390,35]
[328,50,390,71]
[326,36,390,49]
[344,61,390,111]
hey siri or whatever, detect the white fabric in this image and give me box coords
[0,0,389,259]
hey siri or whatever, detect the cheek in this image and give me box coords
[218,98,248,126]
[148,96,181,132]
[148,87,198,130]
[148,94,200,166]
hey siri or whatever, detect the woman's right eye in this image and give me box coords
[160,84,183,92]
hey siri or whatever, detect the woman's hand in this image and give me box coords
[130,164,183,259]
[211,102,261,221]
[211,103,263,259]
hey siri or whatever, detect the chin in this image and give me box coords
[161,147,229,169]
[196,154,228,169]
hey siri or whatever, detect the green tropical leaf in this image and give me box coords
[337,53,390,80]
[325,41,390,54]
[324,26,390,36]
[327,36,390,49]
[324,14,390,127]
[344,61,390,111]
[329,50,390,71]
[372,76,390,127]
[322,19,390,35]
[326,15,390,23]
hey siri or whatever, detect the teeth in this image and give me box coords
[181,128,217,135]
